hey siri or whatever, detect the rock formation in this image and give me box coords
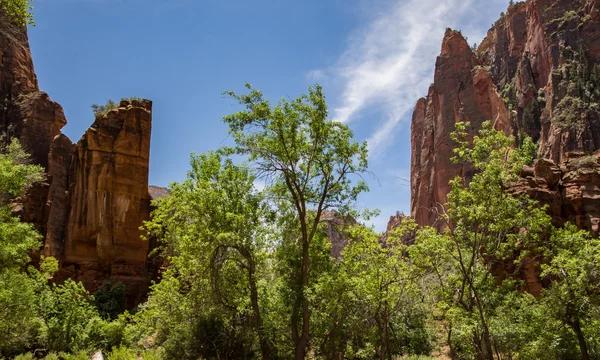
[0,11,156,305]
[60,100,153,305]
[411,0,600,229]
[379,212,416,246]
[513,152,600,236]
[320,210,357,258]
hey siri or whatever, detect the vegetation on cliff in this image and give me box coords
[0,0,34,26]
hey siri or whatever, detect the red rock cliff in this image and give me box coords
[411,0,600,229]
[0,11,155,305]
[62,100,153,304]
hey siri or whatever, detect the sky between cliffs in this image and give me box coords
[29,0,511,231]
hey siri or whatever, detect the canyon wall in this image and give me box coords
[0,12,155,305]
[411,0,600,232]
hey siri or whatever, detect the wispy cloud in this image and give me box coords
[316,0,509,157]
[306,69,329,83]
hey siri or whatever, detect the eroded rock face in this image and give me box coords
[320,210,357,258]
[1,12,156,306]
[63,100,153,304]
[410,29,510,228]
[409,0,600,296]
[0,11,76,265]
[411,0,600,229]
[379,212,416,246]
[513,153,600,235]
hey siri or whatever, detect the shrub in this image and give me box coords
[95,281,127,320]
[91,99,118,119]
[108,346,136,360]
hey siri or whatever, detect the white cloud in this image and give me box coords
[306,69,329,83]
[323,0,509,158]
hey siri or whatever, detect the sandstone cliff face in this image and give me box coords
[62,100,153,304]
[379,212,416,246]
[411,0,600,229]
[0,12,156,305]
[411,29,510,228]
[514,152,600,236]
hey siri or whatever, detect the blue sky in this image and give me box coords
[29,0,511,231]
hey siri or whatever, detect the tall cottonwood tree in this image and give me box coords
[222,84,369,359]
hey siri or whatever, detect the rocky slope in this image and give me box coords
[0,12,155,305]
[411,0,600,231]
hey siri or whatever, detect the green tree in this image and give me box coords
[0,0,34,26]
[38,279,99,353]
[94,281,127,321]
[0,140,44,356]
[313,221,433,359]
[143,151,273,359]
[222,84,369,359]
[541,224,600,360]
[410,121,550,359]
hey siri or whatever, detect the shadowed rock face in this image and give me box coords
[0,11,74,259]
[0,12,156,306]
[411,0,600,230]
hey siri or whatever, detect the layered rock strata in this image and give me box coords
[0,11,156,305]
[411,0,600,229]
[61,100,153,305]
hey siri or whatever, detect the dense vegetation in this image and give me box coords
[2,86,600,360]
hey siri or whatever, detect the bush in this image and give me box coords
[108,346,136,360]
[95,281,127,320]
[91,100,118,119]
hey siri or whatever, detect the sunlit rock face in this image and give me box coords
[63,100,153,305]
[411,0,600,229]
[409,0,600,296]
[0,11,157,306]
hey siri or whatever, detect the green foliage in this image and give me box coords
[95,281,127,320]
[312,222,433,359]
[411,121,550,359]
[569,154,597,168]
[0,140,114,358]
[222,83,370,358]
[13,353,34,360]
[0,140,45,357]
[38,279,99,353]
[500,79,518,112]
[6,83,600,360]
[138,151,272,359]
[0,139,44,202]
[91,99,118,119]
[120,96,142,102]
[552,43,600,130]
[0,0,34,26]
[409,121,600,359]
[108,346,136,360]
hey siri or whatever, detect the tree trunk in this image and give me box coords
[294,238,310,360]
[569,318,590,360]
[247,258,270,360]
[482,327,494,360]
